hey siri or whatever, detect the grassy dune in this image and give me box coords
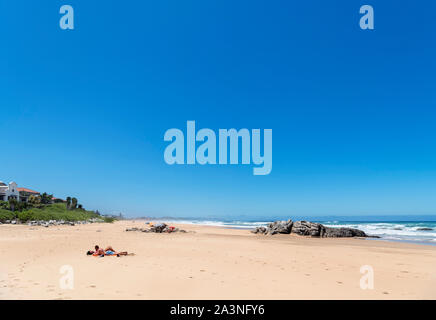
[0,203,113,222]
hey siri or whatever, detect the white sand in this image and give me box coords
[1,220,436,299]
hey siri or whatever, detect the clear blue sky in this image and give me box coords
[1,1,435,218]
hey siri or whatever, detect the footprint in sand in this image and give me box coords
[336,281,343,284]
[383,291,389,295]
[89,285,96,288]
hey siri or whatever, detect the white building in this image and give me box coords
[0,181,20,202]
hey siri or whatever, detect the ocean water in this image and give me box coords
[320,221,436,244]
[144,216,436,245]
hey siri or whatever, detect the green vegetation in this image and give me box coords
[18,203,100,222]
[0,202,99,222]
[0,194,113,223]
[0,208,15,221]
[102,216,116,223]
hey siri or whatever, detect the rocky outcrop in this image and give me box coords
[251,226,267,234]
[268,220,293,235]
[324,227,366,238]
[252,219,368,238]
[150,223,168,233]
[126,223,187,233]
[291,221,326,237]
[251,220,293,235]
[0,218,104,227]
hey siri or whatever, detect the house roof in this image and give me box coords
[17,188,40,194]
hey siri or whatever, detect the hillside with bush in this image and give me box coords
[0,194,114,223]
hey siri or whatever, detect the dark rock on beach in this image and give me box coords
[268,220,293,235]
[252,218,368,238]
[417,227,433,231]
[324,227,367,238]
[251,220,293,235]
[0,218,104,227]
[251,226,267,234]
[126,223,187,234]
[126,227,141,232]
[291,221,326,237]
[151,223,168,233]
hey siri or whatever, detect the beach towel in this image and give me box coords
[92,252,118,257]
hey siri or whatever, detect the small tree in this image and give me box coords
[28,195,41,205]
[71,197,78,210]
[8,198,18,212]
[0,201,8,210]
[78,204,83,210]
[66,197,72,210]
[40,193,53,205]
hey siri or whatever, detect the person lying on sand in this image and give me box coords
[86,245,130,257]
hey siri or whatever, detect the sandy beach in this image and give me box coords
[1,220,435,300]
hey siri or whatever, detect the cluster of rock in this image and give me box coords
[0,218,105,227]
[126,223,187,233]
[252,219,369,238]
[253,219,294,235]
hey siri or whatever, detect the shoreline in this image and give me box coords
[129,218,436,246]
[1,220,436,299]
